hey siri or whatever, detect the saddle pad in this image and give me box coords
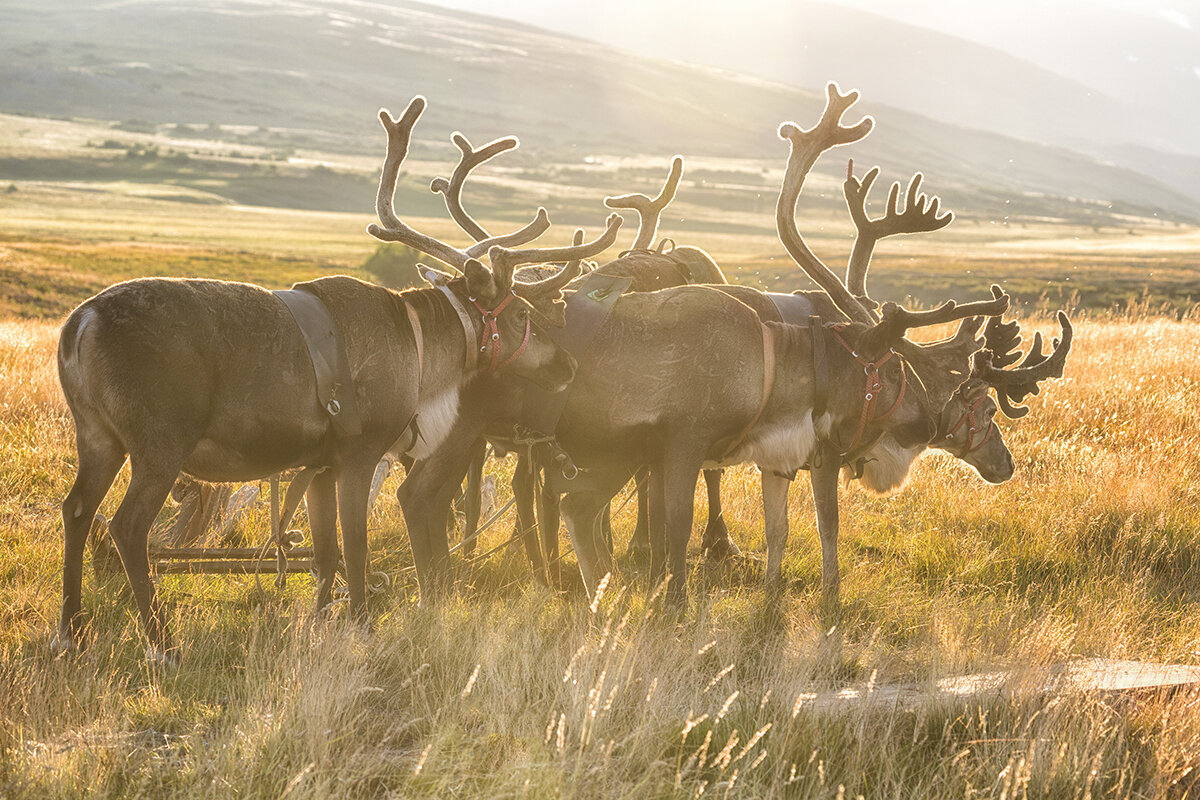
[273,287,363,438]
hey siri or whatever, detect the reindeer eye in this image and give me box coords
[517,308,529,321]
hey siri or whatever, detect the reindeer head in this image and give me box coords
[368,96,625,392]
[775,83,1072,487]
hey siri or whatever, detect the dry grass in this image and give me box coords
[1,300,1199,798]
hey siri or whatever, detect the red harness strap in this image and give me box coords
[469,292,531,374]
[939,391,995,455]
[827,325,908,456]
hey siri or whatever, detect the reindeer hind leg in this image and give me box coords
[55,426,125,656]
[106,455,184,660]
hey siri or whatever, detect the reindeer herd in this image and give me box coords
[51,84,1071,661]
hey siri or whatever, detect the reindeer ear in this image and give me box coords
[540,297,567,328]
[418,264,455,287]
[960,378,991,403]
[462,258,501,303]
[512,282,569,328]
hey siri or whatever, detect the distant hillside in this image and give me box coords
[1,0,1197,222]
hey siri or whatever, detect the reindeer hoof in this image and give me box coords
[702,535,741,562]
[146,646,180,670]
[625,540,650,561]
[49,629,78,659]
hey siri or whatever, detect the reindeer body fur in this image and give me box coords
[56,273,574,655]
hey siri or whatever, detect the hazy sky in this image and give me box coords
[415,1,1192,36]
[416,0,1193,66]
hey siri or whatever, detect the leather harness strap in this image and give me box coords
[717,323,776,461]
[468,292,531,373]
[937,388,995,455]
[810,316,829,420]
[404,301,424,385]
[438,284,479,371]
[824,324,908,457]
[273,287,363,438]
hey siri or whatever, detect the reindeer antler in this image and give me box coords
[489,214,621,278]
[368,97,619,278]
[605,156,684,252]
[430,131,550,245]
[776,83,1007,343]
[777,83,876,325]
[973,286,1073,417]
[844,160,953,298]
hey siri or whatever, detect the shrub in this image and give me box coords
[361,242,423,289]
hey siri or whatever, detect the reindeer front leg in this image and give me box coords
[560,469,625,601]
[761,470,791,589]
[459,439,487,556]
[656,445,704,606]
[397,457,458,604]
[701,468,739,560]
[336,464,375,621]
[809,444,842,623]
[306,468,341,614]
[512,450,548,585]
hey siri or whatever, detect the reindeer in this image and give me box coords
[500,85,1065,613]
[53,96,619,660]
[397,177,1010,609]
[417,145,733,579]
[682,84,1072,612]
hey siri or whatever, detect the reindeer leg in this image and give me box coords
[700,468,740,560]
[335,465,374,623]
[460,439,486,556]
[305,468,340,614]
[537,473,562,589]
[810,446,842,624]
[106,459,179,660]
[659,449,702,607]
[761,471,791,590]
[646,464,667,591]
[512,451,547,585]
[600,504,614,554]
[397,443,473,603]
[626,467,650,559]
[55,430,125,656]
[560,470,624,601]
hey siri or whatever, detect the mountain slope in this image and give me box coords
[1,0,1196,221]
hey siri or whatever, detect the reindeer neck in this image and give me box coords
[396,287,479,401]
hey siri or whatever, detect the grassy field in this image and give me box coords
[1,179,1200,797]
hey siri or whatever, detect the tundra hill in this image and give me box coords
[0,0,1197,224]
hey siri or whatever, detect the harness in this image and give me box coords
[816,323,908,460]
[437,284,530,373]
[273,287,363,438]
[615,241,696,287]
[936,386,995,455]
[396,285,526,455]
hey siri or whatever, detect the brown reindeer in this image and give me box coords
[730,84,1071,611]
[518,85,1061,612]
[430,152,731,578]
[397,160,1010,609]
[53,96,619,660]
